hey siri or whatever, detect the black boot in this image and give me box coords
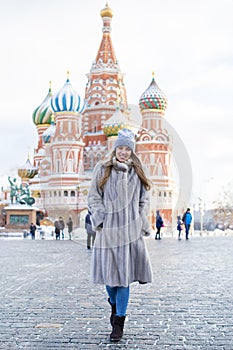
[108,298,116,326]
[110,315,126,342]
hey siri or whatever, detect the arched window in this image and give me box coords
[68,159,73,173]
[158,163,163,176]
[150,154,155,163]
[68,121,72,134]
[90,154,94,169]
[60,122,63,134]
[56,159,61,173]
[71,191,75,197]
[64,191,68,197]
[92,121,97,133]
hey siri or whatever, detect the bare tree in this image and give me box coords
[213,181,233,229]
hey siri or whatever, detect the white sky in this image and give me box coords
[0,0,233,207]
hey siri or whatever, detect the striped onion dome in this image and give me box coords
[42,115,56,144]
[32,83,53,125]
[103,108,132,137]
[18,157,38,179]
[139,75,168,111]
[51,74,85,113]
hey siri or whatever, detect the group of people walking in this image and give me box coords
[154,208,192,241]
[29,217,74,240]
[54,216,73,240]
[177,208,193,240]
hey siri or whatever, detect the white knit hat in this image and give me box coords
[114,128,136,152]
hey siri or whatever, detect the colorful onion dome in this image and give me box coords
[18,157,38,179]
[42,115,56,144]
[139,74,168,111]
[32,83,53,125]
[103,108,132,137]
[51,72,85,113]
[100,3,113,18]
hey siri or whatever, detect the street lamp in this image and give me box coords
[199,197,204,233]
[77,184,80,227]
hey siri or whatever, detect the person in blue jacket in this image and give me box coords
[182,208,192,239]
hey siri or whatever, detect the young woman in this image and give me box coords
[87,128,153,342]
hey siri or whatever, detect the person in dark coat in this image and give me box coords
[177,215,183,240]
[58,217,65,239]
[85,211,96,249]
[30,223,36,240]
[155,210,163,240]
[87,128,152,342]
[67,217,73,240]
[54,220,60,240]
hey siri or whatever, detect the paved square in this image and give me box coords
[0,236,233,349]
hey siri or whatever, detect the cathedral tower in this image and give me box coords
[32,82,53,169]
[83,3,129,170]
[137,74,175,227]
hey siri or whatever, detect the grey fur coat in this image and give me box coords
[87,159,153,287]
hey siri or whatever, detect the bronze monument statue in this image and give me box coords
[8,177,35,206]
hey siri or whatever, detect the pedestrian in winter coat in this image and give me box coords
[67,217,73,240]
[155,210,163,240]
[30,223,36,240]
[54,220,61,240]
[85,211,96,249]
[182,208,192,239]
[58,217,65,240]
[177,215,183,240]
[87,128,153,342]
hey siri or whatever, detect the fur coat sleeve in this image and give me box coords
[139,183,151,234]
[87,162,106,231]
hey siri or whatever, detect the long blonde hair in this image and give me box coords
[99,150,151,191]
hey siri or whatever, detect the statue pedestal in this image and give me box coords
[5,204,40,230]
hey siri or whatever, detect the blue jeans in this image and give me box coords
[185,224,190,239]
[106,286,130,316]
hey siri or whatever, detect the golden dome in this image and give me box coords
[103,109,131,137]
[18,157,38,179]
[100,3,113,18]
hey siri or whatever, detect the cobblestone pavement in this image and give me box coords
[0,235,233,350]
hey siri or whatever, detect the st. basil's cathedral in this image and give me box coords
[15,3,177,230]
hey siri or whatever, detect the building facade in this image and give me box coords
[19,3,176,229]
